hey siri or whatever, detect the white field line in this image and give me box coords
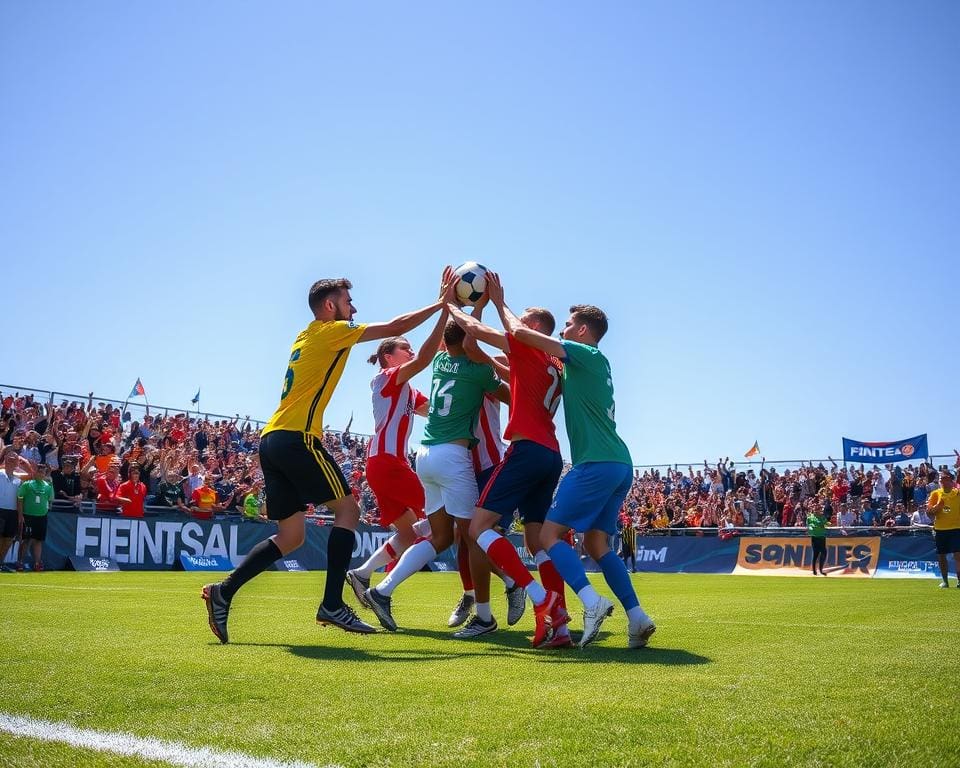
[0,712,338,768]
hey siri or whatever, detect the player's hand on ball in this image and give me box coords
[486,272,504,305]
[438,265,456,304]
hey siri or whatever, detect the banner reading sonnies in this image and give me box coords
[841,434,928,464]
[734,536,881,577]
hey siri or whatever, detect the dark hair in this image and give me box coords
[308,278,352,314]
[569,304,609,341]
[368,337,408,367]
[443,319,466,347]
[524,307,556,335]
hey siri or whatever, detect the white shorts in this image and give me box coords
[415,443,478,519]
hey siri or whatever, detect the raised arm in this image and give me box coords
[446,303,510,353]
[485,273,566,359]
[358,267,456,343]
[395,307,450,386]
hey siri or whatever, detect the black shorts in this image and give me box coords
[22,515,47,542]
[934,528,960,555]
[0,509,18,538]
[259,430,350,521]
[478,440,564,527]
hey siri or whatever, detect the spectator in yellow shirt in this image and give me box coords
[928,470,960,588]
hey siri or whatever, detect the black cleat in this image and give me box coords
[363,587,397,631]
[346,569,371,608]
[452,615,498,639]
[447,592,475,628]
[202,583,230,644]
[316,603,376,634]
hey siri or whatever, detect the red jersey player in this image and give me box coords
[446,276,571,647]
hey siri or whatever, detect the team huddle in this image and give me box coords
[203,266,656,650]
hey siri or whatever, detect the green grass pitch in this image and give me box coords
[1,571,957,767]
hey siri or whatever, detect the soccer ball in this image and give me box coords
[454,262,488,306]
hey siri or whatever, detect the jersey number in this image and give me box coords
[281,367,294,400]
[429,380,455,417]
[543,366,561,415]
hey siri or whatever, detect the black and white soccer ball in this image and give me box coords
[454,262,488,306]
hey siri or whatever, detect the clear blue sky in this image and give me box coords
[2,1,958,464]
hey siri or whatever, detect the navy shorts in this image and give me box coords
[548,462,633,535]
[935,528,960,555]
[478,441,563,528]
[476,465,497,495]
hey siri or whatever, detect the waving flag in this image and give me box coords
[744,441,760,458]
[191,388,200,405]
[129,378,146,398]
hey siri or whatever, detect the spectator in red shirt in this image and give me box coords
[96,462,122,511]
[117,464,147,518]
[190,475,222,520]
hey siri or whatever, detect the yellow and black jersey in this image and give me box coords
[261,320,367,439]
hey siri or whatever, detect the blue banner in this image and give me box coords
[629,535,740,574]
[873,534,940,579]
[842,434,928,464]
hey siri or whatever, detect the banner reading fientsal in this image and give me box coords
[842,434,927,464]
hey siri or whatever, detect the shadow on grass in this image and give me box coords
[225,627,711,666]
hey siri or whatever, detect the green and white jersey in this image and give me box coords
[422,352,500,446]
[560,340,632,466]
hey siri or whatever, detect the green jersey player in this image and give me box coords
[364,320,507,631]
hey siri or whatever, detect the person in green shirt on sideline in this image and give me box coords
[807,504,830,576]
[243,481,265,521]
[16,463,54,572]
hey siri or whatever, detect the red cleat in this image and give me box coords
[541,633,575,649]
[532,591,560,647]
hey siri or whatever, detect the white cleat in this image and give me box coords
[579,596,614,649]
[628,620,656,649]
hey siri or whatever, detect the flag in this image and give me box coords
[129,378,146,398]
[744,441,760,458]
[191,388,200,405]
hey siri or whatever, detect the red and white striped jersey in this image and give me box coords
[471,393,506,473]
[368,367,428,460]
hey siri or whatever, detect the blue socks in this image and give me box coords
[546,541,590,593]
[598,551,639,611]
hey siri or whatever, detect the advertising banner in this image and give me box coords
[734,536,881,577]
[873,535,940,579]
[842,434,928,464]
[630,536,740,574]
[27,512,461,571]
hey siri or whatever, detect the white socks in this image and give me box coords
[375,540,437,597]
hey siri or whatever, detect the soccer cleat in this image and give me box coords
[201,583,231,644]
[15,562,24,573]
[452,615,498,639]
[939,581,950,589]
[34,561,44,572]
[628,620,657,649]
[363,588,397,632]
[532,590,562,647]
[541,632,575,649]
[346,569,371,608]
[579,596,615,649]
[505,585,526,626]
[316,603,376,634]
[448,592,475,628]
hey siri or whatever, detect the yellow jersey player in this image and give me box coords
[202,267,457,642]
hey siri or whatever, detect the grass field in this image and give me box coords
[1,571,957,768]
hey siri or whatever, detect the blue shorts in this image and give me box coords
[547,462,633,535]
[478,440,564,528]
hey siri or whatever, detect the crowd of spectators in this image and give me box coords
[618,456,960,537]
[3,389,958,538]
